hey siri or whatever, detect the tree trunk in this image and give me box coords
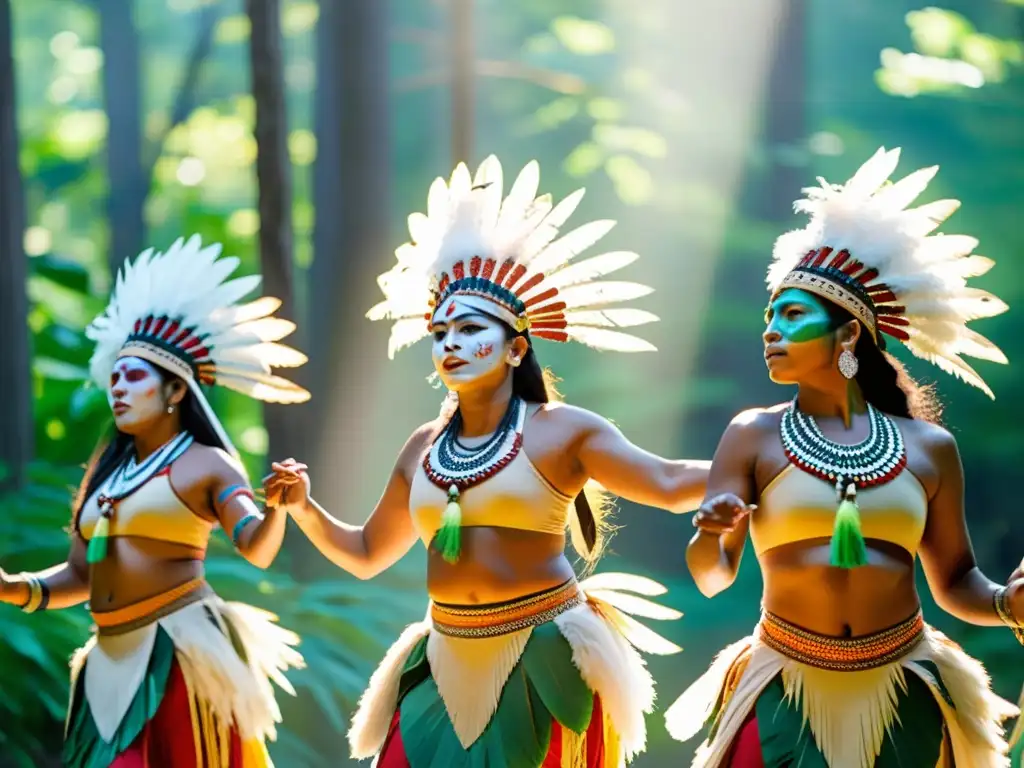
[0,0,32,491]
[97,0,146,275]
[449,0,474,164]
[306,0,390,500]
[246,0,300,460]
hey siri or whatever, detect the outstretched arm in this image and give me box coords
[685,412,760,598]
[0,535,90,611]
[572,407,710,513]
[272,425,428,580]
[208,450,287,570]
[918,428,1021,627]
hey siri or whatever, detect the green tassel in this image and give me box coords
[830,483,868,569]
[433,485,462,564]
[86,516,110,564]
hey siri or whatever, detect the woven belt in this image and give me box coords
[759,610,925,671]
[431,579,584,639]
[91,578,209,633]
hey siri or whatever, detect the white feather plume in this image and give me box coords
[87,235,310,403]
[768,147,1008,398]
[368,156,657,358]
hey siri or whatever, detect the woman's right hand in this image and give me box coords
[264,458,311,516]
[692,493,754,535]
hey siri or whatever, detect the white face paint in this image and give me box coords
[430,307,510,391]
[108,356,170,433]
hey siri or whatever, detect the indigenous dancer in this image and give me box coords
[0,236,308,767]
[665,148,1023,768]
[267,156,709,767]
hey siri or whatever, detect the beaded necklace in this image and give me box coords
[423,396,526,563]
[779,398,907,568]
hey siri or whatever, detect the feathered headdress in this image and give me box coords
[367,155,658,358]
[768,147,1008,397]
[87,235,309,452]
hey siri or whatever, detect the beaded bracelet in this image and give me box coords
[993,586,1024,646]
[231,514,263,547]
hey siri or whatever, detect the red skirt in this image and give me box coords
[110,660,244,767]
[377,695,607,768]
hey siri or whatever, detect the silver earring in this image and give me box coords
[509,357,521,368]
[167,405,175,414]
[838,349,859,379]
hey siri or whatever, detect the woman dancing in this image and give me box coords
[0,236,308,767]
[665,147,1022,768]
[268,156,709,767]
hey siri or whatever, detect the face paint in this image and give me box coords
[109,357,170,433]
[763,288,840,384]
[765,289,834,343]
[431,312,509,391]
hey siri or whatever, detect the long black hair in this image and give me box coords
[824,302,942,423]
[502,325,615,568]
[72,363,230,527]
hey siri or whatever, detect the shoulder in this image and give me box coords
[530,402,608,436]
[180,443,248,484]
[395,420,443,475]
[892,416,959,461]
[725,404,785,439]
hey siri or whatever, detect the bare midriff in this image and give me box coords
[760,537,919,636]
[425,527,575,605]
[88,537,206,613]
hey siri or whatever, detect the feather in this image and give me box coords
[584,590,682,621]
[560,309,659,328]
[216,372,311,404]
[579,572,669,597]
[234,318,297,343]
[566,326,656,352]
[387,317,431,359]
[556,281,654,310]
[525,220,616,279]
[223,296,282,324]
[539,251,640,293]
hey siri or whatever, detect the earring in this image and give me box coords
[167,405,175,414]
[838,349,859,379]
[509,356,521,368]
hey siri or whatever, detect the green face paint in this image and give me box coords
[765,289,834,343]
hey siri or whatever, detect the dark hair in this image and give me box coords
[823,302,942,423]
[72,364,229,528]
[499,325,612,564]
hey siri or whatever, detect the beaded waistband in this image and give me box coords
[92,578,210,634]
[759,610,925,671]
[431,579,584,638]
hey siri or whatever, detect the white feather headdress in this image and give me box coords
[87,235,309,451]
[367,155,658,358]
[768,147,1008,398]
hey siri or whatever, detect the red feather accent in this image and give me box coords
[841,260,863,276]
[529,301,567,318]
[524,287,559,308]
[172,327,192,345]
[438,273,450,293]
[516,273,545,297]
[134,318,143,333]
[505,264,527,289]
[856,267,879,285]
[469,256,482,277]
[878,323,911,341]
[494,260,513,285]
[192,346,210,361]
[877,315,909,327]
[812,247,832,267]
[868,289,898,304]
[830,249,852,269]
[152,317,166,336]
[163,320,180,340]
[875,305,906,316]
[482,258,497,279]
[452,261,466,281]
[530,319,568,330]
[800,250,816,267]
[532,330,569,342]
[142,315,154,334]
[181,336,202,351]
